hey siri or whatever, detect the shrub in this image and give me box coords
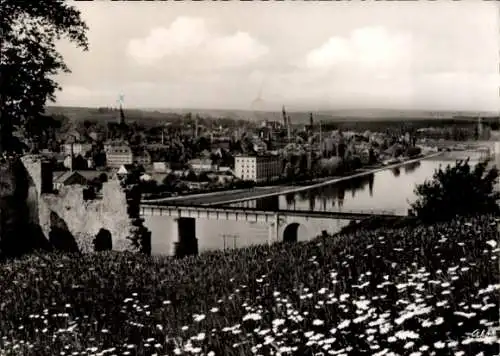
[411,159,500,222]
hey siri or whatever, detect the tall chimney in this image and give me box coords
[195,116,199,138]
[282,105,287,127]
[287,115,291,142]
[319,121,323,153]
[477,116,483,140]
[309,112,314,128]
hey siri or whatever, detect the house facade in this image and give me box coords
[106,145,134,168]
[188,158,214,172]
[61,142,93,156]
[234,154,282,183]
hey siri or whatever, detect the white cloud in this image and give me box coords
[127,17,208,64]
[305,26,412,71]
[126,17,268,69]
[208,32,269,68]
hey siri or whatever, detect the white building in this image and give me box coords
[152,162,170,173]
[61,142,92,156]
[188,158,215,172]
[234,154,282,183]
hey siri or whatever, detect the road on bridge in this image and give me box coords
[150,186,296,206]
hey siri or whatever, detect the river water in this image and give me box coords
[148,155,480,256]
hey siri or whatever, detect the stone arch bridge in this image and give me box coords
[140,204,400,257]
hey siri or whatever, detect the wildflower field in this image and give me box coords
[0,215,499,356]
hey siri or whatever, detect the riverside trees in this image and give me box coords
[411,158,500,222]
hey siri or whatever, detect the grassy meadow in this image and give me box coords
[0,215,498,356]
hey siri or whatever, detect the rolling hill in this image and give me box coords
[45,106,497,125]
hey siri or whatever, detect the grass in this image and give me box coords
[0,215,499,356]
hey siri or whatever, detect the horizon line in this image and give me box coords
[47,105,499,115]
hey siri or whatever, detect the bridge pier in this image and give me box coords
[267,212,280,244]
[268,224,274,244]
[172,217,198,258]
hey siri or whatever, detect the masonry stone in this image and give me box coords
[19,154,133,253]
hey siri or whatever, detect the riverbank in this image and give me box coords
[212,152,442,206]
[1,214,497,356]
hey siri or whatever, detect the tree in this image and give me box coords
[185,170,198,182]
[407,146,421,158]
[98,173,108,183]
[337,142,346,159]
[162,172,178,189]
[411,159,500,223]
[1,1,88,153]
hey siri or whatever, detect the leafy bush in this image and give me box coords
[0,215,498,355]
[407,146,422,158]
[412,159,500,222]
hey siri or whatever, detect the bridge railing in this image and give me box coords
[142,203,400,216]
[337,209,398,215]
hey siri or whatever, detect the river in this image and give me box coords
[148,156,480,256]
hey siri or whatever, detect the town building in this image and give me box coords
[52,171,91,191]
[234,154,282,183]
[188,158,215,172]
[253,140,267,153]
[63,154,88,171]
[132,149,151,166]
[117,164,136,177]
[61,142,92,156]
[106,145,133,168]
[104,140,126,153]
[152,162,170,173]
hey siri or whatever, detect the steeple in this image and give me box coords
[118,94,125,125]
[119,104,125,125]
[282,105,287,127]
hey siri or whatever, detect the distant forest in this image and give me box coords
[45,106,499,132]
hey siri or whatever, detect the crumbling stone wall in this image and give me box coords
[38,180,132,252]
[21,154,134,253]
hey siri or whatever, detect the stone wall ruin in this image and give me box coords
[20,155,134,253]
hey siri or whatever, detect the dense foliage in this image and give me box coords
[0,215,498,355]
[411,159,500,222]
[0,0,88,152]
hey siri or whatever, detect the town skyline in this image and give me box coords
[55,1,499,112]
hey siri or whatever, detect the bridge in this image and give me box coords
[140,203,400,258]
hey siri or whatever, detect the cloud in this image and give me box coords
[126,17,269,70]
[304,27,412,71]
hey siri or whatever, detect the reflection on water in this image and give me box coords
[230,159,465,216]
[404,161,421,174]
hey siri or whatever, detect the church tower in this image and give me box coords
[118,94,125,126]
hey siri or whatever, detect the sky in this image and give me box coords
[54,1,500,112]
